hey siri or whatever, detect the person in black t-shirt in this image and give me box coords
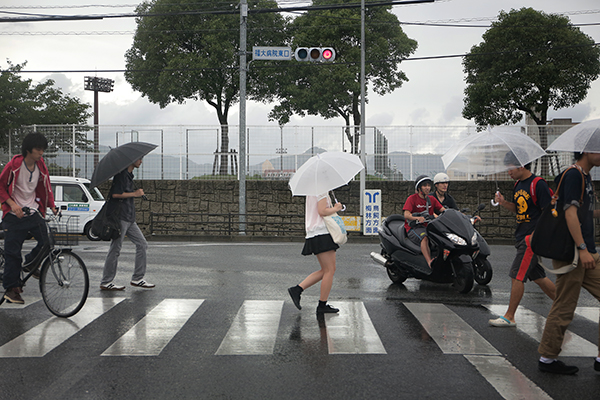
[100,158,155,291]
[538,152,600,375]
[489,155,555,328]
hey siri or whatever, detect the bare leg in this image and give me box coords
[421,237,433,267]
[503,278,525,323]
[534,277,556,300]
[316,250,336,301]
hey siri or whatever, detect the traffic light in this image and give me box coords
[294,47,336,62]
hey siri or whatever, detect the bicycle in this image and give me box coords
[0,208,89,318]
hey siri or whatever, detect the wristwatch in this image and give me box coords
[577,243,587,250]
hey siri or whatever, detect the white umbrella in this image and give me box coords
[442,128,546,176]
[288,152,364,196]
[547,118,600,153]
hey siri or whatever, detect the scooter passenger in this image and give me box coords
[430,172,481,223]
[403,175,445,267]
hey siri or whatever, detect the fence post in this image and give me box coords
[72,124,76,177]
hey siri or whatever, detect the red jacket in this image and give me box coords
[0,154,55,218]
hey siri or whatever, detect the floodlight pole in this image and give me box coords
[239,0,248,235]
[84,76,114,168]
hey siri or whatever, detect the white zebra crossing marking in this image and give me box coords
[102,299,204,356]
[405,303,500,355]
[575,306,599,322]
[323,301,386,354]
[215,300,283,355]
[0,297,124,358]
[465,355,552,400]
[485,305,597,357]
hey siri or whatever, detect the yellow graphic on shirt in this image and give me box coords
[514,189,531,223]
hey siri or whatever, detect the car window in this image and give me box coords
[84,183,105,201]
[63,184,87,202]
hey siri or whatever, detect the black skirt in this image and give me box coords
[302,233,339,255]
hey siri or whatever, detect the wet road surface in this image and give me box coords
[1,241,599,399]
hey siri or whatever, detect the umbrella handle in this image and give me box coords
[491,190,500,206]
[340,204,346,212]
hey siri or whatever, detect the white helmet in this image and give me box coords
[433,172,450,185]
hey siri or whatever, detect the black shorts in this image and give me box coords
[408,226,427,246]
[302,234,339,255]
[509,237,546,282]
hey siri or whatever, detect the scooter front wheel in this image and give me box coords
[452,259,474,294]
[474,256,493,286]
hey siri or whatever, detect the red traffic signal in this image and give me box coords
[294,47,336,62]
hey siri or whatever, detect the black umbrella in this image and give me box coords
[89,142,158,188]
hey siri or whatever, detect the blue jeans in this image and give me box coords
[2,212,48,290]
[101,220,148,285]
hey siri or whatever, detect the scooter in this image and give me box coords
[370,204,492,294]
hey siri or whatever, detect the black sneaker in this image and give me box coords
[538,360,579,375]
[288,286,302,310]
[595,359,600,372]
[23,264,40,280]
[316,304,339,314]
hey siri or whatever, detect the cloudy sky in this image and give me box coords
[1,0,600,129]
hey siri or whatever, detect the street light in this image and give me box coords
[84,76,114,167]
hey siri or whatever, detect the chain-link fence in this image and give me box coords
[2,123,593,181]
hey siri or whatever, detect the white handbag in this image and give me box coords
[324,213,347,245]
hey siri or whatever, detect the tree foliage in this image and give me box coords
[462,7,600,131]
[268,0,417,153]
[0,61,92,154]
[125,0,288,174]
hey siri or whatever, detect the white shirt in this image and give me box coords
[305,193,331,239]
[11,162,40,214]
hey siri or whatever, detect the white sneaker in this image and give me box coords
[130,279,155,289]
[100,282,125,291]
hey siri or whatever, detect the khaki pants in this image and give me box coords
[538,252,600,358]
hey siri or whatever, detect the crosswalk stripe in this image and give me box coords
[405,303,500,355]
[485,305,597,357]
[0,297,124,358]
[323,301,386,354]
[102,299,204,357]
[215,300,283,355]
[575,306,599,322]
[465,355,553,400]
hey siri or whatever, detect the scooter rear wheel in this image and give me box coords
[385,261,408,284]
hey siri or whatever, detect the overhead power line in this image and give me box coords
[0,0,435,23]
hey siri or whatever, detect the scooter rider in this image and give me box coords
[430,172,458,210]
[403,175,445,267]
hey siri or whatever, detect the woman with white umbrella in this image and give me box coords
[287,152,364,314]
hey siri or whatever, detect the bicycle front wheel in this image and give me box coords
[39,250,89,318]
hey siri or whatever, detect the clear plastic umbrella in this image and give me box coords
[442,127,546,206]
[288,152,364,196]
[442,128,546,176]
[547,118,600,153]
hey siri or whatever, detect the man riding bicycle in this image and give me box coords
[0,133,57,304]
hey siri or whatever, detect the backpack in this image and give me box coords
[90,200,122,241]
[514,176,553,207]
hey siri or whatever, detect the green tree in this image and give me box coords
[0,61,92,154]
[268,0,417,154]
[463,7,600,148]
[125,0,288,175]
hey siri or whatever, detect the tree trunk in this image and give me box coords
[219,124,229,176]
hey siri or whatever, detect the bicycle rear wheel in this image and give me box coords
[39,250,89,318]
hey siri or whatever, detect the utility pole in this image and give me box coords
[360,0,366,216]
[239,0,248,235]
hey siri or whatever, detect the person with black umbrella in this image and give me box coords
[99,157,154,291]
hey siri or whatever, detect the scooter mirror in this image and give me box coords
[477,203,486,211]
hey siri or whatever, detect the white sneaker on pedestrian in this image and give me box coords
[130,279,155,289]
[100,282,125,291]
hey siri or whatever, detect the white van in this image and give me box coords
[50,176,105,241]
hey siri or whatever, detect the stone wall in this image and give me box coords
[98,179,599,242]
